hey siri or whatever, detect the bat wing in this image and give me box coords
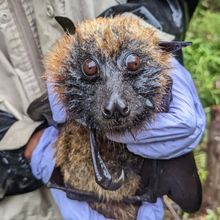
[141,152,202,212]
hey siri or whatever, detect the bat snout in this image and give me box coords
[102,94,130,120]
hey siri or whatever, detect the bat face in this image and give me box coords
[46,16,172,134]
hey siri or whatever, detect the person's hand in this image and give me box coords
[47,83,66,124]
[107,58,206,159]
[24,84,58,161]
[30,85,110,220]
[24,129,45,160]
[137,198,164,220]
[106,58,206,219]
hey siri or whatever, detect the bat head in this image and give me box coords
[46,15,187,134]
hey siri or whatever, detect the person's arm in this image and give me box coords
[107,58,206,159]
[0,109,44,198]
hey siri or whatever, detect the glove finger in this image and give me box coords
[137,198,164,220]
[30,126,57,183]
[47,83,66,123]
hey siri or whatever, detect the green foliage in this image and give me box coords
[194,148,208,183]
[201,0,220,12]
[205,208,220,220]
[183,2,220,185]
[184,6,220,109]
[182,1,220,218]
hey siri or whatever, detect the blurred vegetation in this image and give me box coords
[184,0,220,114]
[205,208,220,220]
[184,0,220,183]
[182,0,220,218]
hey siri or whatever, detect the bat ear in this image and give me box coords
[159,41,192,53]
[55,16,75,35]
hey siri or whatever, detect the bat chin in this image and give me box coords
[95,117,144,135]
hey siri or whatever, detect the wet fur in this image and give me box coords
[56,122,141,219]
[45,16,172,219]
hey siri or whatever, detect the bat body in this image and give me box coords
[45,15,200,219]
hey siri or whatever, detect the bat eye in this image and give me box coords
[82,58,98,76]
[125,54,141,71]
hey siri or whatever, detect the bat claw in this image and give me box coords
[112,169,125,189]
[89,125,125,191]
[100,169,125,191]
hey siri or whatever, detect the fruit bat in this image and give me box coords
[46,15,201,219]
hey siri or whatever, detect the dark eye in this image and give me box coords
[82,58,98,76]
[125,54,141,71]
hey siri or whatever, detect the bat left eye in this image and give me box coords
[125,54,141,71]
[82,58,99,76]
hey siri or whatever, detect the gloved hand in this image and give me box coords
[31,87,110,220]
[107,58,206,159]
[137,198,164,220]
[108,58,206,219]
[30,58,206,220]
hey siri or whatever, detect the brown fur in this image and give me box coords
[45,15,172,219]
[56,122,141,219]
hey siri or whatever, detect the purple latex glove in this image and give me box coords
[137,198,164,220]
[107,58,205,220]
[30,126,57,184]
[47,83,66,124]
[107,58,206,159]
[31,86,110,220]
[30,126,110,220]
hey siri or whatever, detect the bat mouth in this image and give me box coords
[96,109,149,134]
[103,118,130,131]
[88,125,125,191]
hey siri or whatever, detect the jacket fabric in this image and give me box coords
[0,0,117,150]
[0,0,117,219]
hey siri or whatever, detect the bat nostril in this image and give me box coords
[102,107,113,119]
[121,106,130,117]
[102,97,130,119]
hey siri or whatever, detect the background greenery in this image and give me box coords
[184,0,220,183]
[183,0,220,219]
[184,0,220,182]
[184,0,220,114]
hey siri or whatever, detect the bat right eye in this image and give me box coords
[125,54,141,71]
[82,58,99,76]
